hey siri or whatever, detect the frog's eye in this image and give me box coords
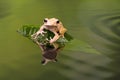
[56,20,60,24]
[44,19,47,23]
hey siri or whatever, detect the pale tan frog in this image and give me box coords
[32,18,67,44]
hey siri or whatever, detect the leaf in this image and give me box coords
[64,33,73,41]
[17,25,73,45]
[17,25,39,39]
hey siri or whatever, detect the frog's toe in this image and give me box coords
[31,33,37,39]
[50,39,55,44]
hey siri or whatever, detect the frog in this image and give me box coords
[31,18,67,44]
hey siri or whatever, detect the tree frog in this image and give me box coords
[32,18,67,44]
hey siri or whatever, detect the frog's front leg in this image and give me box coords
[31,25,46,39]
[50,32,60,43]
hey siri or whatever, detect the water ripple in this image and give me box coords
[89,12,120,45]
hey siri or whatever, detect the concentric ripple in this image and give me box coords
[89,12,120,45]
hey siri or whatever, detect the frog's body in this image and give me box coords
[32,18,67,44]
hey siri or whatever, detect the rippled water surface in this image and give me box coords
[0,0,120,80]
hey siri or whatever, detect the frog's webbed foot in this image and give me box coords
[31,33,37,38]
[31,32,41,46]
[31,33,38,40]
[31,30,47,39]
[38,31,47,36]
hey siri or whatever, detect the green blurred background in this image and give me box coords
[0,0,120,80]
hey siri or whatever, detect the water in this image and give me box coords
[0,0,120,80]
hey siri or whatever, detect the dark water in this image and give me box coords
[0,0,120,80]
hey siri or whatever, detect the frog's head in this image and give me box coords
[43,18,62,27]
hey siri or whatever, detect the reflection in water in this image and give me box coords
[56,50,112,80]
[90,13,120,44]
[39,44,62,65]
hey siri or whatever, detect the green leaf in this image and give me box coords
[17,25,73,45]
[64,33,73,41]
[17,25,39,38]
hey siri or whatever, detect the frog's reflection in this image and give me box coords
[39,44,63,65]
